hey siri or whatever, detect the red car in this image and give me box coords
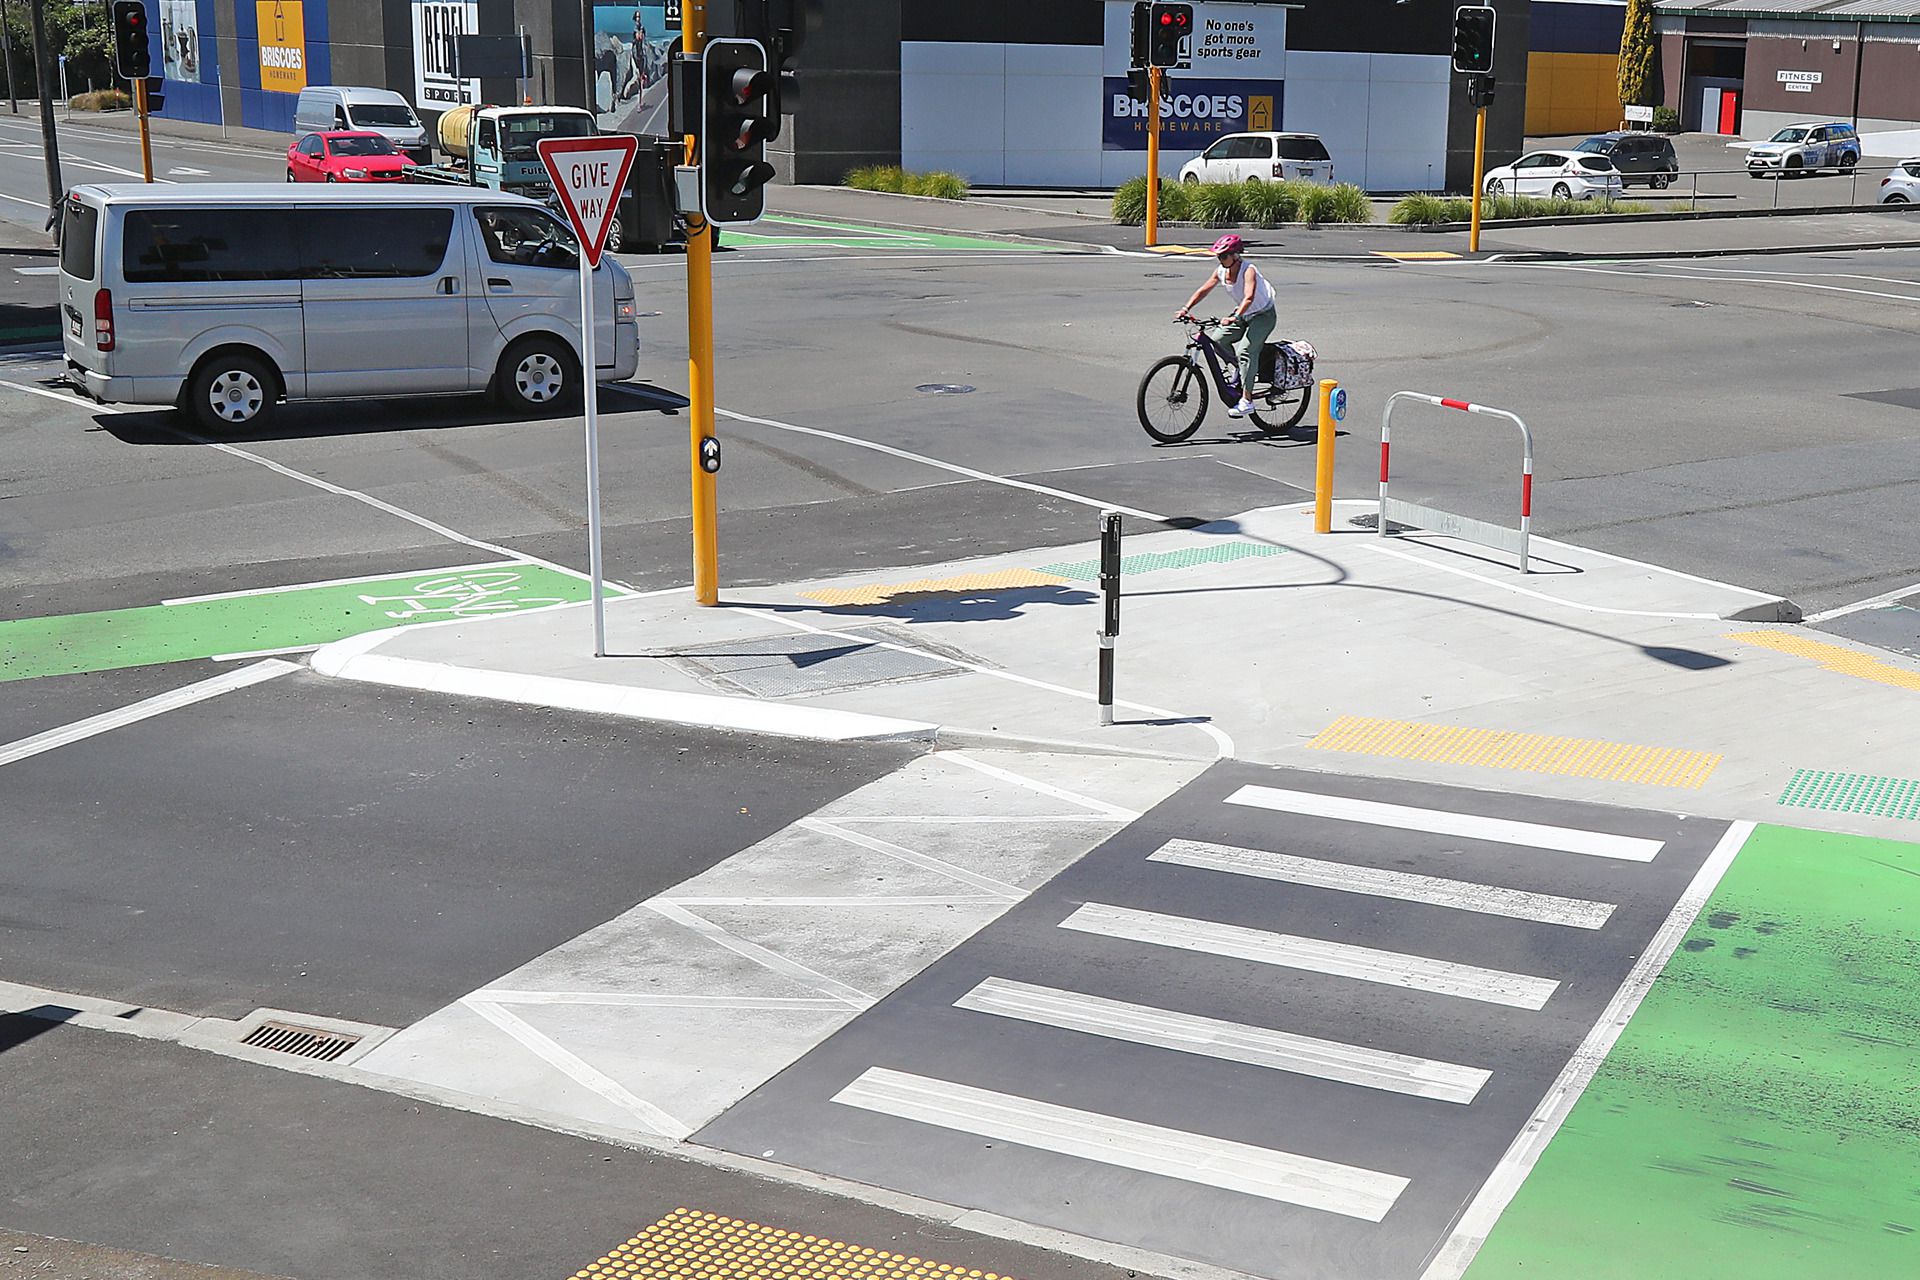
[286,131,417,183]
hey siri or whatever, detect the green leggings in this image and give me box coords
[1219,308,1276,397]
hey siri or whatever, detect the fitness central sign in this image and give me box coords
[1102,79,1284,151]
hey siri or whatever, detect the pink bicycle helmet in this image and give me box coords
[1212,233,1245,255]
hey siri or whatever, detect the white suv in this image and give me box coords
[1745,122,1861,177]
[1179,133,1335,186]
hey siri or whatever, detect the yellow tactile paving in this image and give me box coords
[1727,630,1920,693]
[570,1208,1019,1280]
[801,569,1069,608]
[1145,244,1213,255]
[1371,251,1461,260]
[1305,715,1722,789]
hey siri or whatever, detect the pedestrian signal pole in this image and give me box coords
[112,1,154,180]
[1145,67,1161,247]
[1452,6,1497,253]
[684,0,719,605]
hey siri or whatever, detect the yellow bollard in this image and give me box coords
[1314,378,1338,533]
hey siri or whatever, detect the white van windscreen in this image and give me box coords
[60,199,99,280]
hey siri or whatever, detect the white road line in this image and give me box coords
[1804,577,1920,622]
[832,1066,1410,1221]
[0,660,297,768]
[1420,820,1757,1280]
[697,400,1170,522]
[644,900,875,1008]
[0,189,43,206]
[12,265,58,275]
[660,895,1009,908]
[799,818,1025,899]
[470,990,850,1009]
[1511,261,1920,304]
[939,750,1140,819]
[164,560,523,605]
[1150,838,1616,930]
[209,644,325,662]
[1061,903,1561,1010]
[461,998,691,1139]
[956,977,1491,1104]
[1226,785,1665,864]
[824,814,1119,824]
[1361,537,1727,621]
[0,379,602,589]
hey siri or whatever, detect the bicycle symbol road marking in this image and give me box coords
[357,571,568,621]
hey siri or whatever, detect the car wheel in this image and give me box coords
[494,336,580,416]
[1888,194,1910,204]
[1652,174,1670,190]
[1182,173,1199,185]
[185,351,277,433]
[285,168,297,183]
[324,173,336,183]
[1486,179,1504,197]
[604,213,624,254]
[1840,153,1857,172]
[1551,182,1572,200]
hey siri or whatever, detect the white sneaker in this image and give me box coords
[1226,398,1255,418]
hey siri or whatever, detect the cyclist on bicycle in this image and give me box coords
[1175,233,1275,418]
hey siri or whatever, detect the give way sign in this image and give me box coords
[536,135,640,267]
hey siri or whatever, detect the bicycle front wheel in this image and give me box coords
[1136,356,1209,443]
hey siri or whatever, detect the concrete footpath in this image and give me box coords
[313,499,1920,843]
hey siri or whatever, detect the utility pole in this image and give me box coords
[684,0,718,605]
[29,0,62,232]
[2,0,19,113]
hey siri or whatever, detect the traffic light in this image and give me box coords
[112,0,151,81]
[1466,75,1496,109]
[1452,5,1496,75]
[701,37,776,226]
[1130,1,1149,71]
[1148,3,1191,69]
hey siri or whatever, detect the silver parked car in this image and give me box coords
[1880,159,1920,203]
[59,184,639,431]
[1744,122,1860,177]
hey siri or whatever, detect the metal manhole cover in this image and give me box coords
[673,626,973,699]
[914,383,974,395]
[241,1020,362,1062]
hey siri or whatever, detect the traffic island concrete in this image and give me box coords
[311,500,1920,841]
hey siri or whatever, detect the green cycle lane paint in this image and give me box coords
[723,215,1048,253]
[0,562,599,683]
[1466,824,1920,1280]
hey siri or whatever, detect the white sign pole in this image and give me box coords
[580,249,606,657]
[538,133,639,661]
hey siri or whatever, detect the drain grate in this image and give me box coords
[674,626,966,698]
[240,1020,363,1062]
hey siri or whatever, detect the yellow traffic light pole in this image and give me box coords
[134,77,153,181]
[1469,103,1487,254]
[684,0,719,605]
[1144,66,1161,248]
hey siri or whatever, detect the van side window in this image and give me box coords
[303,208,455,278]
[123,209,302,282]
[476,206,578,271]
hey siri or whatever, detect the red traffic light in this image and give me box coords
[1158,12,1170,23]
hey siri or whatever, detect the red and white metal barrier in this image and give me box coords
[1379,392,1535,573]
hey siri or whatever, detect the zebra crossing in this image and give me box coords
[694,763,1731,1280]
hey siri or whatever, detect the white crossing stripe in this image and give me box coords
[1151,838,1616,930]
[0,660,298,769]
[956,977,1491,1104]
[1226,785,1665,863]
[1061,903,1560,1010]
[832,1066,1410,1221]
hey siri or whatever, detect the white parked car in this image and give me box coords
[1179,132,1335,186]
[1880,159,1920,203]
[1482,149,1624,200]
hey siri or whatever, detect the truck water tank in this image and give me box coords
[437,105,476,161]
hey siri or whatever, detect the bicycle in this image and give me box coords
[1135,316,1316,444]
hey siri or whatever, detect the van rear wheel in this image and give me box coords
[495,336,580,416]
[185,352,277,433]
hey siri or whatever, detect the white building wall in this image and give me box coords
[900,42,1450,191]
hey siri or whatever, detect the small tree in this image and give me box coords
[1618,0,1657,108]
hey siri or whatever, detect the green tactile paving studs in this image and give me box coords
[1778,769,1920,821]
[1035,541,1286,582]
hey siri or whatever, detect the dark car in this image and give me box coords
[1574,132,1680,188]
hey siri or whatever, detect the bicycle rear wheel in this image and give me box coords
[1248,383,1313,433]
[1136,356,1209,443]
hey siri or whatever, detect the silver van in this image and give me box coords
[294,86,431,164]
[60,184,639,432]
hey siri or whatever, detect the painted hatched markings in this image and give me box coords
[0,561,595,682]
[1035,541,1286,581]
[1729,629,1920,693]
[1777,768,1920,822]
[1305,715,1722,789]
[571,1208,1023,1280]
[694,765,1729,1280]
[833,1067,1412,1222]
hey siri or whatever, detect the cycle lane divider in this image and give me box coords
[0,561,608,682]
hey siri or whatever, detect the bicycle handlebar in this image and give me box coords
[1176,314,1224,329]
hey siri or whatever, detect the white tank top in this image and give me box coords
[1218,262,1274,315]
